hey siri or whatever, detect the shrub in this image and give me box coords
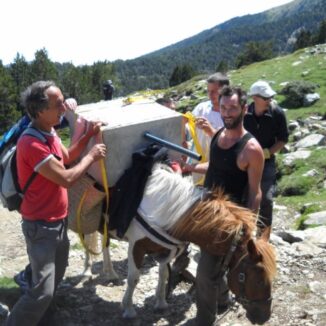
[280,80,318,108]
[276,175,314,196]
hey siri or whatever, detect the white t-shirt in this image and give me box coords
[192,100,224,160]
[189,100,224,184]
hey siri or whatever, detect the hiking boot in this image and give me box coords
[217,296,235,314]
[14,270,29,293]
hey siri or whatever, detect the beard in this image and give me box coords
[223,112,243,129]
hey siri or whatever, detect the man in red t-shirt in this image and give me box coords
[6,81,107,326]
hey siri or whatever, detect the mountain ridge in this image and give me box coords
[115,0,326,94]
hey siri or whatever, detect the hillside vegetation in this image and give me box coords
[161,45,326,227]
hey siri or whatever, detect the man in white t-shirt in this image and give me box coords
[190,72,229,183]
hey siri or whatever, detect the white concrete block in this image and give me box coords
[72,99,183,186]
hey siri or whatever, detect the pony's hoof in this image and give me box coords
[122,308,137,319]
[102,270,119,281]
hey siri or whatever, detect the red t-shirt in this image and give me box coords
[16,129,68,222]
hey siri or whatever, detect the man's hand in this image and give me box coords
[195,117,216,137]
[64,98,78,112]
[85,121,107,138]
[88,143,107,162]
[263,148,271,159]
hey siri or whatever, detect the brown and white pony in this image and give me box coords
[85,163,276,324]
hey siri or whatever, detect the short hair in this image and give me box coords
[220,85,247,108]
[207,72,230,87]
[21,81,56,119]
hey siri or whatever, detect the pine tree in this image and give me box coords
[315,20,326,44]
[0,61,20,134]
[30,48,58,82]
[293,29,312,51]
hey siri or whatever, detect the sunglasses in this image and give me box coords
[256,95,273,101]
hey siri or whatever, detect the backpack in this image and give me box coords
[0,126,48,211]
[0,115,31,157]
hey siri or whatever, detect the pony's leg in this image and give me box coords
[102,240,119,280]
[122,243,140,319]
[82,233,97,276]
[154,262,169,310]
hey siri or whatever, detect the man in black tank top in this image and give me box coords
[185,86,264,326]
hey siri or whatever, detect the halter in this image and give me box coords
[235,259,273,307]
[220,229,272,307]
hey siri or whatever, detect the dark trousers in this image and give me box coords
[6,219,69,326]
[196,250,229,326]
[258,159,276,229]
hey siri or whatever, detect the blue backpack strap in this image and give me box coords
[21,127,48,143]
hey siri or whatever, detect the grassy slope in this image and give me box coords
[227,47,326,221]
[173,45,326,227]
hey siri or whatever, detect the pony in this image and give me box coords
[84,163,276,324]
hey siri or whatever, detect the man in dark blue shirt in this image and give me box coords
[244,80,289,239]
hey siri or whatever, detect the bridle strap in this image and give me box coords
[236,267,273,306]
[219,228,244,276]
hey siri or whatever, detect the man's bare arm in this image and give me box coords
[245,140,264,213]
[38,143,106,188]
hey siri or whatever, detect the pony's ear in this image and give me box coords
[258,226,271,242]
[247,239,262,262]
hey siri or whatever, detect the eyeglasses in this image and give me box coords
[256,95,273,101]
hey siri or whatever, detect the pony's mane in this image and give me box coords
[172,188,256,243]
[138,163,202,230]
[255,239,277,282]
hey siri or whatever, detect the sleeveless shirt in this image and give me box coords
[204,128,253,204]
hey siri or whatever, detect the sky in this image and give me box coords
[1,0,294,66]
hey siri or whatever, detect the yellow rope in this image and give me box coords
[76,128,110,255]
[99,134,109,251]
[183,112,206,163]
[183,112,207,185]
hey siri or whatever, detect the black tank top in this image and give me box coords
[204,128,253,204]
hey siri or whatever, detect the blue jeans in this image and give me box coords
[6,219,69,326]
[258,159,276,229]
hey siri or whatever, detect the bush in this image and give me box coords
[280,80,318,108]
[277,175,314,196]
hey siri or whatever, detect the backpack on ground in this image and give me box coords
[0,126,48,211]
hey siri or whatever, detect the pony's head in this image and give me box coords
[171,188,277,324]
[227,232,277,324]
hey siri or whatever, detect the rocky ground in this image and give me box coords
[0,202,325,326]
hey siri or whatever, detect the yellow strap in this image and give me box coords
[183,112,206,163]
[183,112,206,186]
[76,129,109,255]
[123,95,147,106]
[98,131,109,251]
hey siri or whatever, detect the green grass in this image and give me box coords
[173,46,326,229]
[0,276,18,289]
[175,47,326,120]
[276,145,326,226]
